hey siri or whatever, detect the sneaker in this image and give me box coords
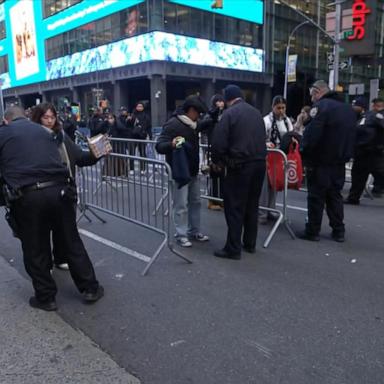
[190,233,209,242]
[343,198,359,205]
[55,263,69,271]
[176,237,192,247]
[332,232,345,243]
[83,285,104,304]
[297,231,320,242]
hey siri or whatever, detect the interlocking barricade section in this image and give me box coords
[76,138,191,275]
[199,143,296,248]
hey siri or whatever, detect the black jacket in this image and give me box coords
[63,133,98,177]
[156,116,202,177]
[211,99,267,164]
[301,92,356,166]
[355,109,384,155]
[88,115,107,136]
[128,111,152,139]
[0,118,69,189]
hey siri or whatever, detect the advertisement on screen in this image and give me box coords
[168,0,264,25]
[46,31,264,81]
[9,0,39,80]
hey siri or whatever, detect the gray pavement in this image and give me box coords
[0,254,140,384]
[1,188,384,384]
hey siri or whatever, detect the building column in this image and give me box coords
[72,87,80,104]
[200,79,215,107]
[113,80,129,114]
[150,75,167,128]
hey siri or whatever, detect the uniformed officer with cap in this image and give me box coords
[300,80,356,242]
[0,106,104,311]
[345,101,384,203]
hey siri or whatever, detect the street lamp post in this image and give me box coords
[283,21,310,100]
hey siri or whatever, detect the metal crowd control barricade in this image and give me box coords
[199,145,296,248]
[76,143,191,276]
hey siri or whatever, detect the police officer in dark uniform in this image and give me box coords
[300,80,356,242]
[0,106,104,311]
[345,100,384,203]
[211,85,267,259]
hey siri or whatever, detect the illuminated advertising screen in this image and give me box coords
[9,0,40,80]
[168,0,264,25]
[46,31,264,80]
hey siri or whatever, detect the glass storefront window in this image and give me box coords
[43,0,82,19]
[45,3,148,60]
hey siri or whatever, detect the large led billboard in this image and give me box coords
[1,0,145,88]
[46,31,264,80]
[168,0,264,25]
[0,1,264,91]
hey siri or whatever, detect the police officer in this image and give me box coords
[211,84,267,259]
[300,80,356,242]
[345,100,384,203]
[0,106,104,311]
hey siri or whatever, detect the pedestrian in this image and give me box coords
[0,106,104,311]
[293,105,311,136]
[205,94,226,210]
[127,101,152,174]
[345,97,384,203]
[156,95,210,248]
[259,95,296,224]
[30,102,102,270]
[371,97,384,113]
[211,84,267,259]
[88,107,106,136]
[62,108,77,142]
[300,80,356,242]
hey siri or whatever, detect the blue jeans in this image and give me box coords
[173,176,201,238]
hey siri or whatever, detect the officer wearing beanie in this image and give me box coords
[345,96,384,203]
[211,84,267,259]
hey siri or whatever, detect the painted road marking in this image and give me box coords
[78,229,151,263]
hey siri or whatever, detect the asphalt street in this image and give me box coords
[1,188,383,384]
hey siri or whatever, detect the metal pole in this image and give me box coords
[283,21,310,100]
[0,84,4,122]
[333,0,342,90]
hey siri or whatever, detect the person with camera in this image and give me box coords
[156,95,210,248]
[31,103,103,270]
[211,85,267,259]
[0,106,103,311]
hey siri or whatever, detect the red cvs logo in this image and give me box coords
[348,0,371,40]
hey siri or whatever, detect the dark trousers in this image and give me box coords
[129,142,146,171]
[348,152,384,200]
[13,185,99,302]
[223,161,265,254]
[306,164,345,236]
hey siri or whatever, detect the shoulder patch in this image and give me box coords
[376,113,384,120]
[309,107,318,118]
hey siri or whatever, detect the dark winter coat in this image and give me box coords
[301,91,356,166]
[156,116,201,177]
[211,99,267,165]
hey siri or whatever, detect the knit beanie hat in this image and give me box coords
[223,84,243,102]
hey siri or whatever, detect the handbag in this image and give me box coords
[286,143,303,190]
[267,143,303,191]
[267,151,285,191]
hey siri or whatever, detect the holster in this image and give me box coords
[5,208,20,239]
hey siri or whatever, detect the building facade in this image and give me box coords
[0,0,383,123]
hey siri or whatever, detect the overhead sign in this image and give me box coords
[287,54,298,83]
[167,0,264,25]
[341,0,376,56]
[349,83,365,95]
[347,0,371,40]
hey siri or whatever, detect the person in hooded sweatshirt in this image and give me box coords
[156,95,211,248]
[300,80,356,243]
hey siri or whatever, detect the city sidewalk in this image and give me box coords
[0,255,140,384]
